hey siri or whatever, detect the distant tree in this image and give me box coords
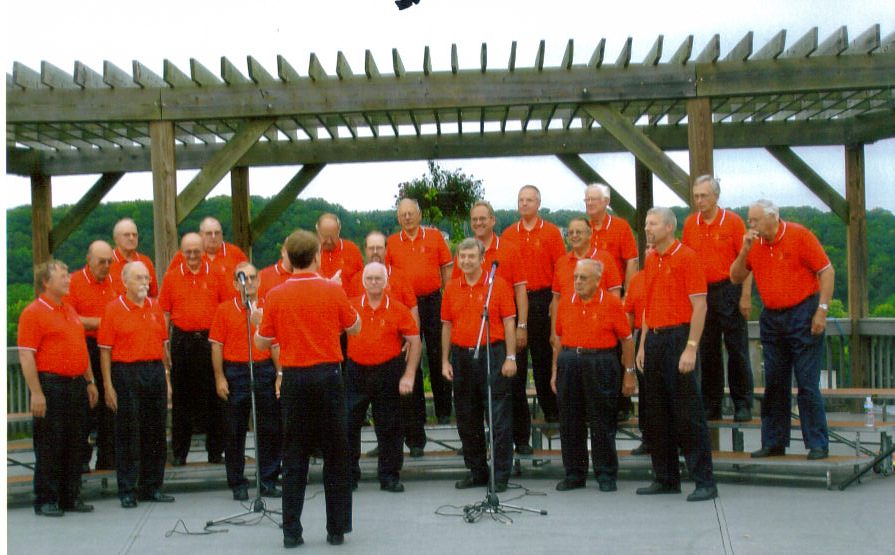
[7,284,34,345]
[395,161,484,241]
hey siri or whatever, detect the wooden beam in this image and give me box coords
[251,164,325,240]
[49,172,123,251]
[686,97,714,203]
[231,167,251,257]
[555,153,635,221]
[845,143,868,387]
[583,103,690,202]
[634,159,653,268]
[150,121,178,274]
[765,145,849,223]
[30,174,52,271]
[175,118,273,223]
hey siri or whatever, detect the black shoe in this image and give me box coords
[260,485,283,498]
[326,533,344,545]
[598,481,617,492]
[636,482,680,495]
[751,446,785,458]
[705,409,723,421]
[35,502,64,517]
[455,474,488,489]
[807,448,829,460]
[544,413,559,424]
[233,487,248,501]
[515,444,534,456]
[687,485,718,502]
[65,499,94,513]
[437,416,451,425]
[380,482,405,493]
[138,491,175,503]
[409,447,424,458]
[172,457,186,467]
[283,535,304,548]
[733,406,752,422]
[208,454,224,464]
[555,478,586,491]
[120,496,138,509]
[81,463,92,474]
[365,446,380,457]
[630,443,650,456]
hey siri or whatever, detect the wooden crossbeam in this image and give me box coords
[175,118,274,223]
[49,173,124,251]
[250,164,325,240]
[766,145,849,223]
[556,153,635,221]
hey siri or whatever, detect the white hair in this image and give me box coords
[585,183,611,202]
[121,260,148,283]
[751,199,779,218]
[693,175,721,196]
[362,261,388,286]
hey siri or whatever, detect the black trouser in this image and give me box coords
[111,361,167,499]
[223,360,281,490]
[83,337,114,469]
[516,288,556,422]
[451,342,513,485]
[33,373,88,510]
[557,348,621,484]
[633,330,648,443]
[281,364,351,539]
[701,280,753,415]
[170,326,223,461]
[346,356,404,486]
[642,325,715,489]
[403,290,448,448]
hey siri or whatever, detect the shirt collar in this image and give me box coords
[657,240,683,259]
[360,293,390,310]
[571,288,603,305]
[118,294,152,312]
[760,220,787,246]
[696,208,726,227]
[37,294,62,310]
[516,217,544,232]
[180,261,210,276]
[400,227,426,242]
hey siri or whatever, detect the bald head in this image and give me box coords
[199,217,224,254]
[87,240,114,281]
[181,232,204,272]
[316,213,342,251]
[113,218,139,254]
[397,198,422,234]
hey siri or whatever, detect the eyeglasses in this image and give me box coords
[567,229,589,236]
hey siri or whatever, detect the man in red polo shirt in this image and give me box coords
[256,229,360,548]
[98,261,174,508]
[551,259,634,492]
[159,232,229,466]
[635,207,717,502]
[442,238,517,492]
[110,218,158,297]
[167,217,248,298]
[211,262,282,501]
[730,199,833,460]
[258,244,292,304]
[18,259,99,516]
[451,201,532,454]
[346,231,418,320]
[682,175,754,422]
[317,213,364,289]
[551,217,623,304]
[65,240,117,472]
[385,198,453,453]
[584,184,639,290]
[346,262,421,493]
[501,185,566,424]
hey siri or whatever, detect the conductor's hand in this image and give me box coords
[216,376,229,401]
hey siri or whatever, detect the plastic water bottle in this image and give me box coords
[864,396,875,428]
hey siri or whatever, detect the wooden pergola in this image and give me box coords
[6,24,895,383]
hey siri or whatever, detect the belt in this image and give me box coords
[417,290,441,301]
[38,372,84,382]
[173,326,209,339]
[708,279,731,288]
[527,287,552,296]
[113,360,163,367]
[455,341,504,352]
[561,346,615,355]
[649,324,688,334]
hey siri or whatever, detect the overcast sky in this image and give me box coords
[3,0,893,214]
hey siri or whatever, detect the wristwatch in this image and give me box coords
[506,355,517,361]
[818,303,829,311]
[517,323,527,329]
[625,368,636,374]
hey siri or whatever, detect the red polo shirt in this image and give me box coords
[441,273,516,347]
[450,234,526,290]
[682,208,746,284]
[556,289,632,349]
[257,260,292,306]
[168,242,248,298]
[644,240,707,329]
[209,297,272,363]
[97,296,168,362]
[110,248,158,297]
[501,217,566,291]
[385,227,453,296]
[17,295,90,377]
[319,238,364,292]
[346,265,418,309]
[64,267,118,338]
[624,270,647,330]
[551,248,622,298]
[745,220,831,310]
[158,262,228,331]
[590,214,639,279]
[258,272,359,367]
[347,294,419,366]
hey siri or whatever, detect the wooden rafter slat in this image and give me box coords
[813,26,848,56]
[844,24,880,55]
[247,56,277,85]
[103,61,137,88]
[752,30,787,60]
[457,108,463,135]
[221,57,252,85]
[365,50,381,79]
[393,48,405,78]
[13,62,45,89]
[542,104,558,132]
[535,40,545,71]
[164,59,197,87]
[190,58,223,87]
[669,36,693,65]
[696,34,721,63]
[133,61,168,88]
[386,112,399,137]
[68,123,119,149]
[479,108,485,135]
[588,38,606,69]
[44,123,97,150]
[423,46,432,76]
[93,123,140,148]
[508,41,517,72]
[499,106,509,133]
[362,113,379,138]
[615,37,632,67]
[724,31,754,62]
[277,55,301,82]
[336,51,354,80]
[315,115,337,139]
[406,111,420,136]
[521,105,534,131]
[41,61,77,89]
[308,53,327,82]
[818,90,877,119]
[7,72,22,91]
[74,62,109,89]
[564,105,581,130]
[451,44,459,74]
[480,43,487,73]
[561,39,574,70]
[880,32,895,53]
[783,27,819,58]
[293,117,318,140]
[648,100,676,125]
[339,114,357,139]
[642,35,663,66]
[434,110,442,135]
[174,123,204,145]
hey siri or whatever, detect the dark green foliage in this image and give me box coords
[395,161,485,242]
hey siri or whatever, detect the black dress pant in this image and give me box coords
[346,356,404,486]
[281,364,351,539]
[404,290,449,448]
[642,326,715,489]
[83,337,115,469]
[556,348,621,484]
[515,288,557,423]
[451,343,513,485]
[170,327,223,461]
[33,373,88,510]
[111,361,167,499]
[701,280,753,415]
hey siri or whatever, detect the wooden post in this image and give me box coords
[30,174,52,277]
[150,121,178,277]
[686,97,714,207]
[845,143,868,387]
[230,166,252,259]
[634,158,653,267]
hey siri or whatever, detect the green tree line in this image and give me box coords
[7,198,895,345]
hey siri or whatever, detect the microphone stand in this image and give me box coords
[206,277,282,530]
[462,263,546,523]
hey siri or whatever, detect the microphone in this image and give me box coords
[236,271,247,286]
[487,260,499,284]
